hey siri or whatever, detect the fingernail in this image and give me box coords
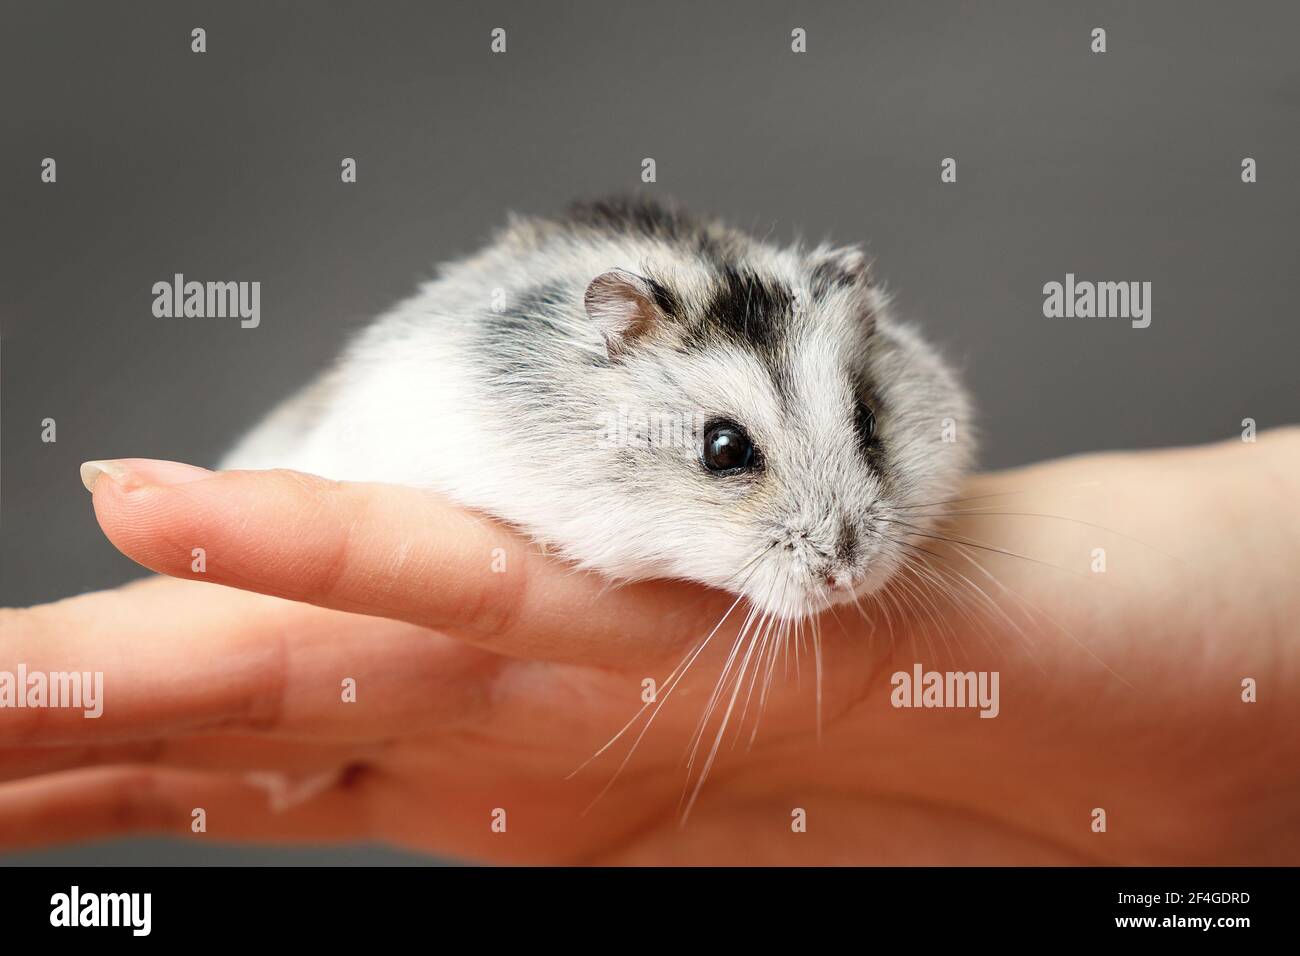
[79,458,213,494]
[79,460,128,493]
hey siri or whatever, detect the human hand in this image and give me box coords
[2,431,1297,864]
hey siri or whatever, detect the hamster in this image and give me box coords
[222,196,973,621]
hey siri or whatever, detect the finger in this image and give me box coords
[0,576,498,746]
[84,459,734,665]
[0,765,369,850]
[0,733,380,785]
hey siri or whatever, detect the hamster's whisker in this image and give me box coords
[882,526,1132,688]
[881,528,1035,662]
[685,598,765,776]
[906,552,1004,661]
[586,543,777,755]
[681,603,770,823]
[872,564,930,672]
[946,543,1133,689]
[891,563,959,664]
[783,612,796,681]
[937,548,1064,677]
[845,588,879,659]
[789,610,803,686]
[744,593,791,746]
[887,576,924,666]
[890,481,1103,513]
[866,589,898,661]
[712,539,783,590]
[681,567,787,807]
[890,537,948,564]
[569,588,745,786]
[898,549,1032,666]
[732,607,778,749]
[875,518,1082,576]
[888,566,942,664]
[809,610,824,742]
[865,587,898,654]
[751,615,789,746]
[886,509,1186,569]
[932,555,1043,663]
[571,544,780,809]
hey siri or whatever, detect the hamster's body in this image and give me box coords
[223,197,972,619]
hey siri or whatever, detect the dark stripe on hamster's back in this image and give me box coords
[699,265,793,355]
[675,264,798,404]
[644,276,682,322]
[809,259,861,300]
[562,195,741,266]
[561,196,799,381]
[564,195,697,242]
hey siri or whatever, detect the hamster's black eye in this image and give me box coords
[702,420,758,474]
[856,399,877,447]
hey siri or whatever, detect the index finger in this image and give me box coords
[82,459,732,665]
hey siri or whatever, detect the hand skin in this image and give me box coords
[1,431,1297,865]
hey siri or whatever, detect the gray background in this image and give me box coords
[1,0,1297,864]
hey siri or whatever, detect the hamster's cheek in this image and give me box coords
[667,525,775,592]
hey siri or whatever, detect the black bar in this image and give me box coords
[0,866,1287,941]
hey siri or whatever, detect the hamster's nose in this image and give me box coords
[819,557,870,592]
[821,569,856,591]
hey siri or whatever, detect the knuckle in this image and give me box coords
[458,545,530,641]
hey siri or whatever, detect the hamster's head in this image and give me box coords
[582,242,973,620]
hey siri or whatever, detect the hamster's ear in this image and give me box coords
[809,245,871,295]
[583,269,666,360]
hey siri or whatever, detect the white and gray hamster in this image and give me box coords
[223,197,973,620]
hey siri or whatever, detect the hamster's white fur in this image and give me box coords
[223,198,973,619]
